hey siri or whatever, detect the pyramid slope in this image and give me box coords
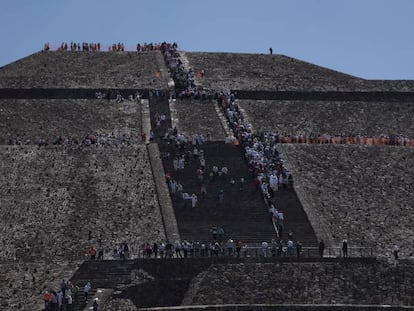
[0,99,142,144]
[185,52,366,91]
[279,144,414,259]
[0,145,165,261]
[239,99,414,137]
[0,51,169,89]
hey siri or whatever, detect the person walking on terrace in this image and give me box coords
[319,239,325,258]
[342,239,348,257]
[393,244,399,260]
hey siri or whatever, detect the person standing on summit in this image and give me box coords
[342,239,348,257]
[319,239,325,258]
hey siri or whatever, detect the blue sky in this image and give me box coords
[1,0,413,79]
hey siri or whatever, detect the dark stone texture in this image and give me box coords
[68,258,414,308]
[277,144,414,258]
[1,49,414,310]
[239,100,414,137]
[0,99,142,144]
[173,99,227,140]
[0,51,169,89]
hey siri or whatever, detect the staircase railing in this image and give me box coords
[74,245,374,261]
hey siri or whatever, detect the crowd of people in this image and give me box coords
[162,42,195,93]
[216,90,294,237]
[44,42,102,52]
[162,42,214,99]
[88,238,313,261]
[42,279,76,310]
[136,42,172,52]
[166,159,232,209]
[153,110,212,146]
[95,91,142,102]
[153,112,240,211]
[42,279,97,310]
[268,133,414,147]
[161,49,294,240]
[153,119,214,209]
[42,41,176,53]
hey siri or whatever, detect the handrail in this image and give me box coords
[74,245,375,261]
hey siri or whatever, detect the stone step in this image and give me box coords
[71,288,97,311]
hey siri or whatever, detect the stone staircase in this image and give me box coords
[71,260,136,289]
[71,288,97,311]
[161,141,277,243]
[149,96,277,243]
[69,261,136,311]
[148,95,319,247]
[272,188,319,248]
[68,256,391,309]
[69,258,211,309]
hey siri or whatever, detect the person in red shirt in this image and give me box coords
[43,290,51,309]
[89,246,97,260]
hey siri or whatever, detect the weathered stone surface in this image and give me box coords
[102,298,138,311]
[0,261,78,311]
[0,99,141,144]
[186,52,414,92]
[239,100,414,137]
[1,48,414,310]
[277,144,414,258]
[147,143,180,243]
[0,145,166,261]
[186,52,363,92]
[0,51,169,89]
[172,99,227,140]
[0,144,167,309]
[182,262,414,306]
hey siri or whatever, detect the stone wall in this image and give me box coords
[0,99,142,144]
[172,99,226,140]
[182,261,414,306]
[2,48,414,310]
[0,51,169,89]
[234,91,414,102]
[185,53,361,92]
[239,100,414,137]
[102,298,138,311]
[0,145,165,261]
[277,144,414,258]
[141,304,414,311]
[0,260,78,311]
[147,143,180,243]
[186,52,414,92]
[0,145,167,309]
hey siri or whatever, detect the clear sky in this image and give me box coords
[1,0,413,80]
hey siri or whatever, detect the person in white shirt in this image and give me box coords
[191,193,198,208]
[261,241,269,257]
[269,204,278,220]
[200,157,206,170]
[84,282,91,301]
[178,157,185,170]
[287,239,294,257]
[278,211,284,226]
[182,192,190,208]
[173,158,179,171]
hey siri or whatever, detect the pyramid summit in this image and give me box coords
[0,43,414,310]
